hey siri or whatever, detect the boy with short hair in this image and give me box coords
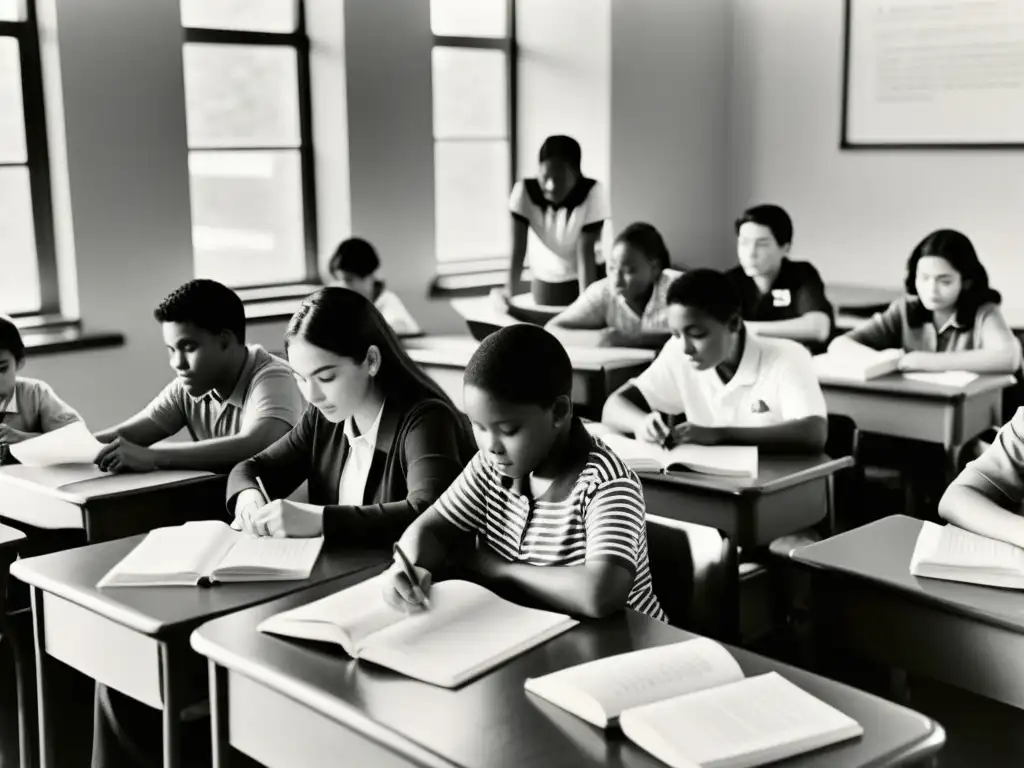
[93,279,306,473]
[383,324,665,621]
[602,269,828,453]
[328,237,421,336]
[0,314,82,461]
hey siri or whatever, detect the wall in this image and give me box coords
[729,0,1024,298]
[610,0,734,271]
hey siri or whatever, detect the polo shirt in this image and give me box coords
[337,400,385,506]
[845,296,1015,356]
[956,407,1024,509]
[509,177,610,284]
[632,332,827,427]
[0,377,82,434]
[725,258,834,328]
[144,345,306,441]
[561,268,683,335]
[431,419,666,621]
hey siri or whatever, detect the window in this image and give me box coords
[431,0,516,268]
[181,0,317,289]
[0,0,56,316]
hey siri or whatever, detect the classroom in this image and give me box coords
[3,0,1024,766]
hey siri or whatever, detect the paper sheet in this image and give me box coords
[9,421,104,465]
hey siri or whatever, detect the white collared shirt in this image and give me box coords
[337,401,385,506]
[632,330,827,427]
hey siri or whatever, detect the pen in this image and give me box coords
[255,475,270,503]
[393,543,431,610]
[661,414,677,450]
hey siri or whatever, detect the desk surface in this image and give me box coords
[405,334,655,370]
[826,284,901,312]
[10,536,388,637]
[816,371,1014,401]
[193,575,942,768]
[640,454,853,498]
[793,515,1024,635]
[0,522,26,549]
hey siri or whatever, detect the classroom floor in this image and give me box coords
[1,475,1024,767]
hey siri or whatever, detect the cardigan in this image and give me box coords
[226,397,476,546]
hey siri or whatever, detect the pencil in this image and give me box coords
[255,475,270,503]
[393,543,431,610]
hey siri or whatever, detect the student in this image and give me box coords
[602,269,828,453]
[725,204,833,349]
[227,287,476,545]
[327,237,422,336]
[93,279,306,473]
[0,314,82,461]
[829,229,1021,375]
[505,135,610,307]
[546,222,683,349]
[939,408,1024,547]
[381,324,666,621]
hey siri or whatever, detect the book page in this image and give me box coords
[595,433,667,471]
[9,422,104,465]
[98,520,232,585]
[666,445,758,479]
[812,349,901,381]
[901,371,979,387]
[525,638,744,728]
[913,521,1024,572]
[214,533,324,577]
[620,672,862,768]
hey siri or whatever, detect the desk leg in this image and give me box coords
[721,535,740,643]
[31,587,54,768]
[4,611,36,768]
[160,643,182,768]
[209,662,230,768]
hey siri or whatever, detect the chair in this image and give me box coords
[1,522,31,768]
[645,515,696,630]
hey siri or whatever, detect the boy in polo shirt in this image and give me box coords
[383,324,666,622]
[93,279,305,474]
[725,204,833,351]
[940,408,1024,547]
[602,269,828,453]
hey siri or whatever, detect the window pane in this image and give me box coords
[0,38,27,163]
[189,150,306,287]
[434,140,510,262]
[0,0,26,22]
[432,47,507,140]
[430,0,506,37]
[180,0,297,32]
[183,43,300,149]
[0,167,41,313]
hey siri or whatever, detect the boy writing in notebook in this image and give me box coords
[0,315,83,462]
[382,324,666,621]
[92,279,306,473]
[602,269,828,453]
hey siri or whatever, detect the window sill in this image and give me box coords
[238,283,321,324]
[21,323,125,356]
[430,261,529,299]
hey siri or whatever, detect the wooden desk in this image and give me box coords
[10,538,389,768]
[794,515,1024,710]
[0,470,229,543]
[638,455,853,640]
[191,573,944,768]
[404,335,654,420]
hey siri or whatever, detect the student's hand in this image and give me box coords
[897,351,931,372]
[231,489,267,532]
[0,424,30,445]
[637,412,672,444]
[246,499,323,538]
[95,437,157,473]
[670,423,722,446]
[381,561,433,614]
[597,328,629,347]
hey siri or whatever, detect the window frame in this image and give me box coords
[182,1,319,291]
[1,0,58,318]
[431,0,518,274]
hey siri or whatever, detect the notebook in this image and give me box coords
[597,433,758,479]
[258,575,579,688]
[901,371,979,387]
[97,520,324,587]
[525,637,863,768]
[910,521,1024,589]
[8,421,104,466]
[812,348,902,381]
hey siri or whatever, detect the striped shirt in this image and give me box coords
[433,425,666,621]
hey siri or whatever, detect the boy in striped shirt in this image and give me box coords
[384,324,665,622]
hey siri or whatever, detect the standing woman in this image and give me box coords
[505,135,610,307]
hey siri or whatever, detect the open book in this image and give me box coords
[910,521,1024,589]
[597,433,757,479]
[258,575,578,688]
[812,348,902,381]
[97,520,324,587]
[525,637,863,768]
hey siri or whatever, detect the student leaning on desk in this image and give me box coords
[90,279,307,474]
[601,269,828,454]
[382,324,667,622]
[226,287,476,544]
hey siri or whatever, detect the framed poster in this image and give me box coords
[842,0,1024,147]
